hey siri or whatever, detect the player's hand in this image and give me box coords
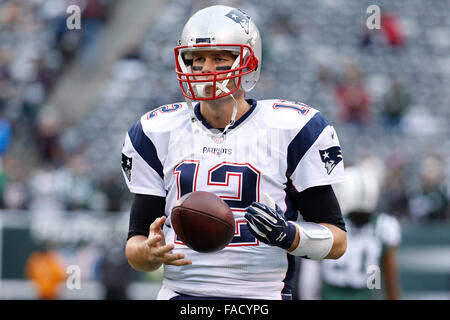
[144,216,192,266]
[245,193,296,249]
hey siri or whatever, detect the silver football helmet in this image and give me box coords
[333,166,381,216]
[174,5,262,101]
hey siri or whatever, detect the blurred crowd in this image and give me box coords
[0,0,448,300]
[0,0,125,214]
[0,0,449,221]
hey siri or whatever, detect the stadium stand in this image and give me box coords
[70,0,450,220]
[0,0,449,299]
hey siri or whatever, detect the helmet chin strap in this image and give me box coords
[184,52,242,141]
[186,82,238,142]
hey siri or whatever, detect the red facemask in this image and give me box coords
[174,43,258,101]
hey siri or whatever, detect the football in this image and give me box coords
[171,191,235,253]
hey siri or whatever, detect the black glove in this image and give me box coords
[245,193,296,249]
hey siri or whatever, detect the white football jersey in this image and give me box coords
[121,98,345,299]
[322,213,401,289]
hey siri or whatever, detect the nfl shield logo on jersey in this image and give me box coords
[319,146,343,175]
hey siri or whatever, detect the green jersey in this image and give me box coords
[321,213,401,299]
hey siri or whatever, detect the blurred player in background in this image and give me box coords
[122,5,347,300]
[25,241,67,300]
[297,163,401,300]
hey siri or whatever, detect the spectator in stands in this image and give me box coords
[25,241,67,300]
[358,8,406,50]
[112,45,147,81]
[0,109,12,157]
[381,77,410,132]
[1,155,30,210]
[266,12,302,60]
[335,62,372,128]
[409,152,450,221]
[80,0,108,69]
[0,0,21,30]
[2,176,29,210]
[381,164,411,221]
[64,152,94,211]
[0,49,13,112]
[0,0,116,215]
[34,107,64,166]
[381,10,406,48]
[27,162,72,215]
[358,23,376,50]
[55,17,82,65]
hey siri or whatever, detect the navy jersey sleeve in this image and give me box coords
[287,183,346,232]
[127,194,166,240]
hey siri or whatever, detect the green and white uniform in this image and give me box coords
[321,213,401,299]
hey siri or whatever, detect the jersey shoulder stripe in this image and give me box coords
[286,112,330,176]
[128,118,164,179]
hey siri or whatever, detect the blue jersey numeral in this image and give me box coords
[173,160,200,199]
[207,163,260,211]
[173,161,260,247]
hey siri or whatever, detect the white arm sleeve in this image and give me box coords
[289,222,334,260]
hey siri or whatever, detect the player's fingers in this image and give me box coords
[161,253,192,266]
[153,243,174,257]
[263,192,276,210]
[145,234,162,247]
[167,259,192,266]
[149,216,166,235]
[161,252,186,262]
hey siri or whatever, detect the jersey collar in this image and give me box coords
[193,98,257,132]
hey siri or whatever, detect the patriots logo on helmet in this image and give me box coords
[225,9,250,34]
[319,146,343,175]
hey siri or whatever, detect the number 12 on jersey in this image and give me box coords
[173,160,261,246]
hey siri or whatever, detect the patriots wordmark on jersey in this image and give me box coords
[121,99,345,299]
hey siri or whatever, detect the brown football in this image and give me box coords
[171,191,235,253]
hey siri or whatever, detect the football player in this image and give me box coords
[122,5,347,300]
[297,165,401,300]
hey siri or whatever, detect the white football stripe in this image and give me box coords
[250,214,273,231]
[247,219,269,240]
[252,206,278,225]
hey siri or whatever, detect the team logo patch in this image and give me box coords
[319,146,343,175]
[122,153,132,182]
[225,9,250,34]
